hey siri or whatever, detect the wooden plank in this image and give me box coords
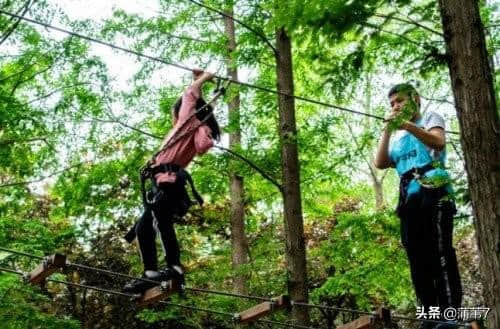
[273,295,290,308]
[238,301,272,323]
[28,254,66,285]
[237,295,290,323]
[137,280,181,307]
[336,315,373,329]
[470,321,481,329]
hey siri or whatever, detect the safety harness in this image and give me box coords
[140,79,229,208]
[396,163,435,217]
[126,80,228,243]
[139,163,203,210]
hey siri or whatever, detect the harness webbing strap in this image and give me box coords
[140,165,203,208]
[396,163,435,216]
[183,171,203,206]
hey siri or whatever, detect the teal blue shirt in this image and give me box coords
[389,111,452,197]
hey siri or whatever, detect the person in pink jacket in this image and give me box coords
[124,69,220,293]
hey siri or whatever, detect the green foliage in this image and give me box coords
[311,211,413,311]
[0,274,80,329]
[284,0,383,39]
[0,0,491,327]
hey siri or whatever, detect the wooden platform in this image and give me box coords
[336,307,391,329]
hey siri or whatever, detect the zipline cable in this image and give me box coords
[0,266,141,298]
[0,246,473,327]
[181,1,461,136]
[0,9,419,124]
[0,265,321,329]
[0,246,272,302]
[0,10,474,328]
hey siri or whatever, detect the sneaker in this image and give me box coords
[159,265,185,287]
[123,270,162,294]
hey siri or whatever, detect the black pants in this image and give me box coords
[135,202,180,272]
[399,200,462,312]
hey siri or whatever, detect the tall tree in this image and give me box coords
[274,26,309,325]
[437,1,500,328]
[224,2,249,294]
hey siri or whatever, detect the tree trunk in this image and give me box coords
[224,4,249,294]
[438,1,500,328]
[274,27,309,325]
[372,171,385,211]
[364,74,386,211]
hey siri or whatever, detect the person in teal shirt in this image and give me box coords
[375,83,462,329]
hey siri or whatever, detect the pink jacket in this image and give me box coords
[153,85,214,184]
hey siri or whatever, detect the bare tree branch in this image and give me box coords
[0,0,33,46]
[24,82,91,105]
[0,136,48,145]
[421,95,455,106]
[9,62,56,96]
[343,117,374,176]
[374,13,443,37]
[362,21,428,47]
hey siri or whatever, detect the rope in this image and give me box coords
[0,246,473,328]
[0,265,141,298]
[0,8,473,329]
[0,265,319,329]
[185,286,271,302]
[159,300,236,317]
[292,301,374,316]
[0,246,271,302]
[0,9,420,124]
[0,247,44,260]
